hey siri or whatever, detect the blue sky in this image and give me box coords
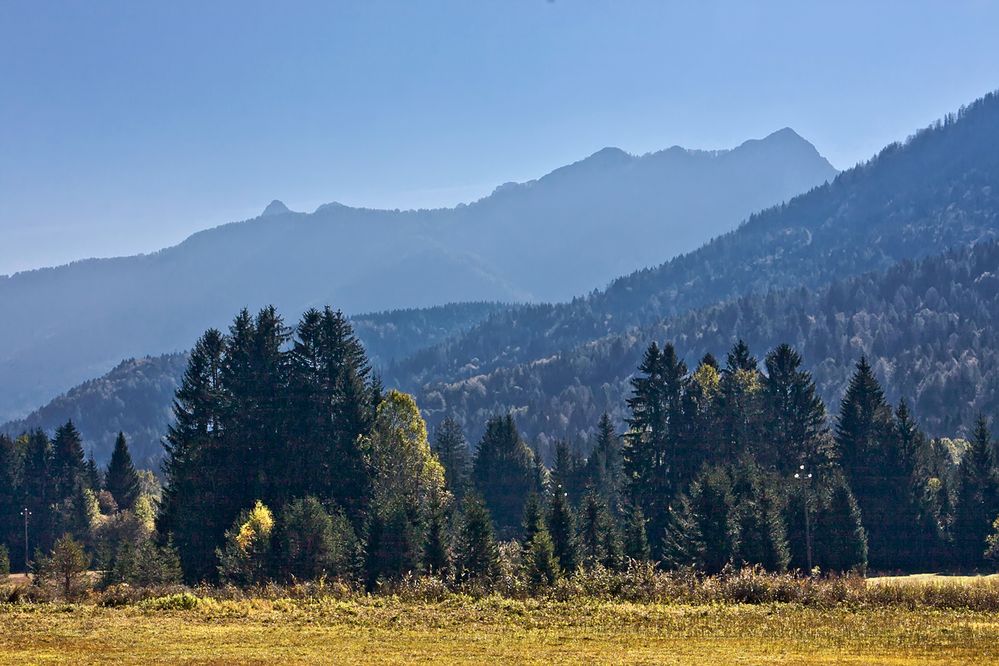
[2,1,999,274]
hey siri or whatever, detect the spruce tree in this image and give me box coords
[522,493,544,548]
[0,435,20,570]
[50,421,86,503]
[586,414,625,515]
[663,465,738,574]
[761,344,830,472]
[432,416,471,501]
[524,527,559,588]
[454,494,500,583]
[716,340,762,462]
[157,328,227,582]
[625,342,690,557]
[731,458,789,572]
[623,502,651,562]
[547,482,578,574]
[835,357,910,571]
[813,475,868,574]
[472,415,536,539]
[106,432,141,511]
[953,415,999,569]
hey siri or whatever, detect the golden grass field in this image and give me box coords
[2,592,999,665]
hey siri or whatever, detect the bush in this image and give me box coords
[32,534,91,600]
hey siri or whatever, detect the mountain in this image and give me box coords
[1,302,510,466]
[0,130,835,422]
[416,240,999,453]
[389,92,999,392]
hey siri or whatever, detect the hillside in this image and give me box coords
[1,302,509,466]
[416,240,999,451]
[0,130,833,422]
[391,92,999,391]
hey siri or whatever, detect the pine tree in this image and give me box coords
[813,474,867,574]
[953,415,999,569]
[522,493,544,548]
[624,342,690,557]
[523,527,559,588]
[432,416,471,501]
[547,482,578,574]
[422,498,451,577]
[761,344,830,472]
[579,493,623,570]
[622,502,651,562]
[157,328,227,582]
[586,414,625,516]
[50,421,86,503]
[716,340,762,462]
[106,432,141,511]
[454,494,500,583]
[472,415,536,539]
[835,357,909,571]
[663,465,738,574]
[20,430,55,556]
[731,458,789,572]
[0,435,20,571]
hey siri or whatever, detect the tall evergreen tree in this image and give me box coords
[622,502,651,562]
[579,493,623,570]
[472,415,536,539]
[157,328,227,582]
[586,414,625,516]
[953,415,999,569]
[812,474,868,574]
[20,430,54,557]
[454,493,500,583]
[547,478,578,574]
[106,432,141,511]
[835,357,914,571]
[716,340,762,462]
[50,421,86,503]
[663,465,739,574]
[432,416,471,501]
[761,344,831,472]
[731,458,789,572]
[0,435,20,570]
[624,342,690,557]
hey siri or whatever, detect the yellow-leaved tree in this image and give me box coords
[364,390,449,584]
[217,500,274,584]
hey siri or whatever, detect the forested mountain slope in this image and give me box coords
[1,302,509,466]
[419,240,999,450]
[0,130,832,422]
[393,92,999,390]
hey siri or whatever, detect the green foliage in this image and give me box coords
[106,432,141,511]
[105,540,183,587]
[0,543,9,581]
[473,415,536,539]
[813,475,868,574]
[33,534,91,600]
[217,501,274,585]
[523,527,559,589]
[432,416,471,501]
[547,484,578,574]
[275,497,359,582]
[953,416,999,569]
[454,494,500,583]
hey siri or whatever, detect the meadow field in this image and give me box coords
[3,585,999,665]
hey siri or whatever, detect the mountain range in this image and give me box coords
[0,129,835,422]
[8,91,998,466]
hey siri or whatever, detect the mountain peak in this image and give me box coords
[261,200,291,217]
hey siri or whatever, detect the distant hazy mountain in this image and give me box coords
[11,91,999,466]
[0,130,835,420]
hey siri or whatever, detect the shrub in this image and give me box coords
[33,534,91,600]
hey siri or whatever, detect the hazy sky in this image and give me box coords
[3,1,999,275]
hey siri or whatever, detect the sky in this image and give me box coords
[2,1,999,275]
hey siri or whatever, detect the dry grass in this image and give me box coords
[2,594,999,664]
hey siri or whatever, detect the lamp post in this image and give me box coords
[793,465,813,572]
[20,507,31,574]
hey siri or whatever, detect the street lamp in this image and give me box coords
[20,508,31,574]
[793,465,813,572]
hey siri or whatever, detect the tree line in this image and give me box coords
[3,305,999,589]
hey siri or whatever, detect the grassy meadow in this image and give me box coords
[4,575,999,664]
